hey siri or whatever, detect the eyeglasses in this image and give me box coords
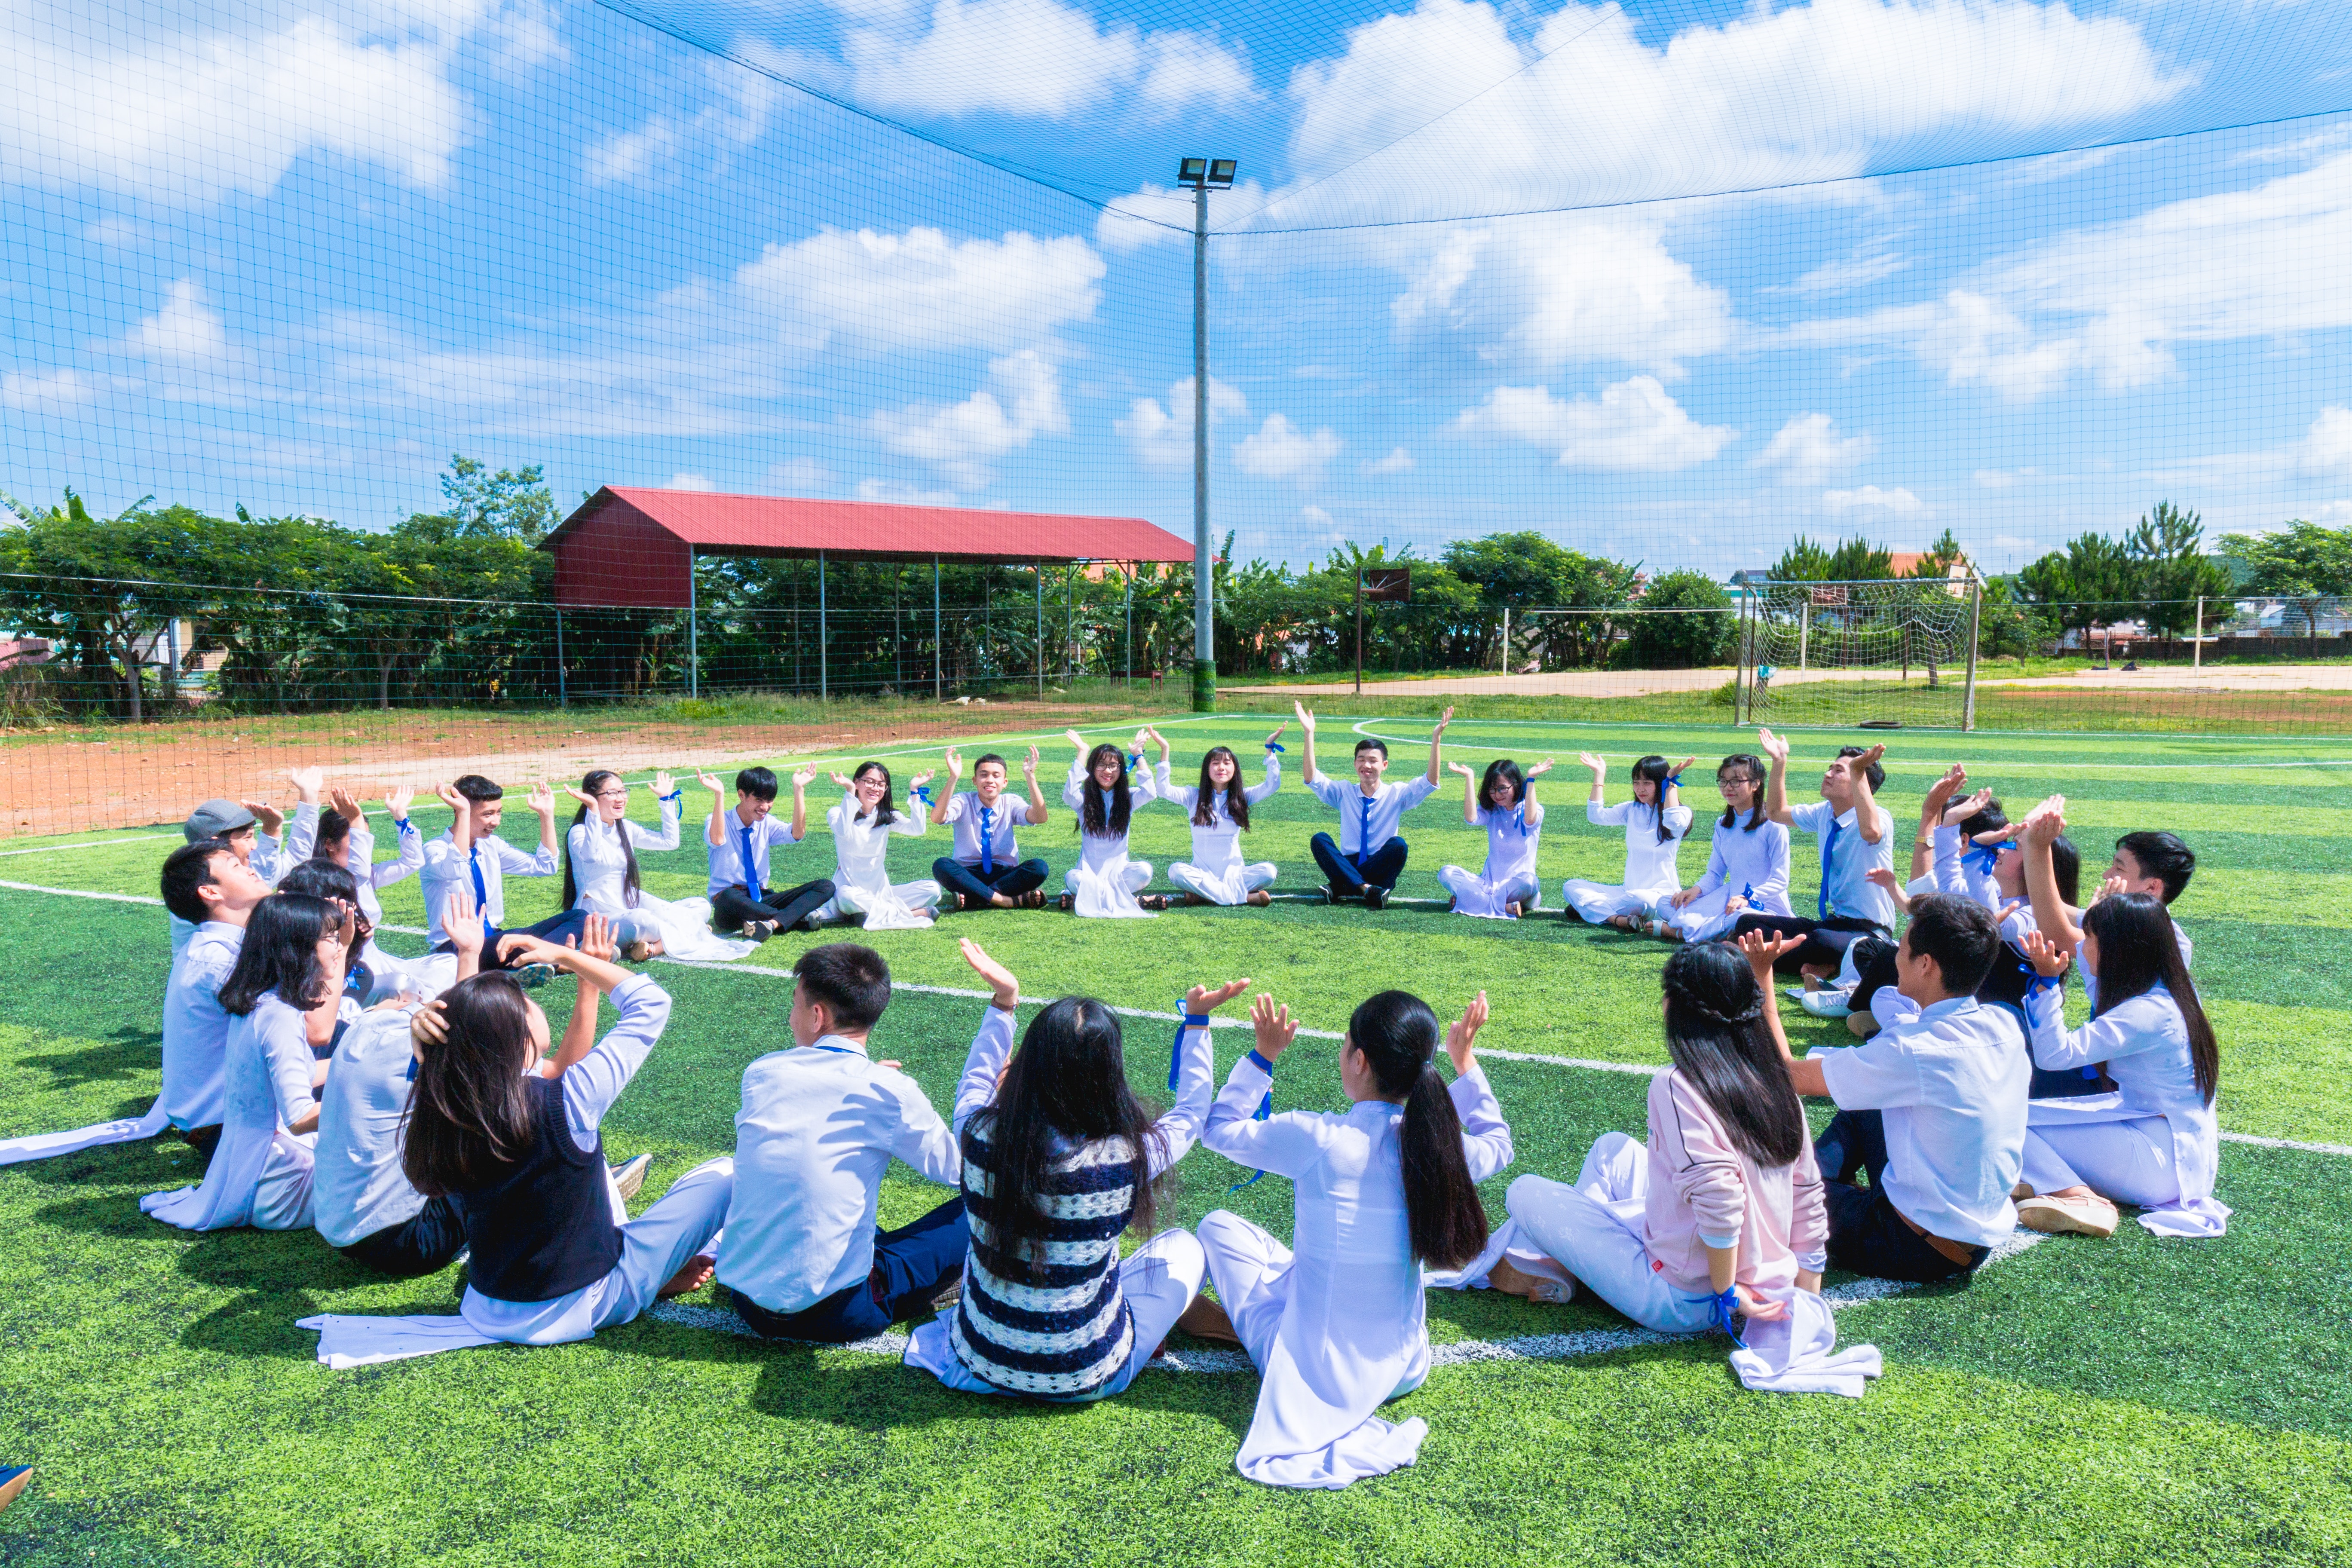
[594,789,628,801]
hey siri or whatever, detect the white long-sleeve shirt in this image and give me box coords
[566,796,683,914]
[1063,757,1157,873]
[142,990,332,1233]
[160,922,243,1128]
[1586,797,1694,901]
[719,1023,966,1315]
[1203,1054,1514,1489]
[1155,753,1280,873]
[420,829,559,946]
[1306,773,1436,856]
[825,794,930,897]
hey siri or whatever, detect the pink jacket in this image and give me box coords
[1642,1068,1827,1295]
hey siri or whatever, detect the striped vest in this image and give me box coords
[949,1116,1141,1398]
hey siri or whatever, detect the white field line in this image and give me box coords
[0,835,181,858]
[7,876,2350,1164]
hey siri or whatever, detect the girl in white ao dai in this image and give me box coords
[1660,753,1792,943]
[564,769,756,962]
[1151,723,1286,907]
[1061,731,1161,918]
[817,761,943,931]
[1194,987,1512,1488]
[1562,752,1696,928]
[1438,756,1552,919]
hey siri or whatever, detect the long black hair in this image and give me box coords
[1632,754,1678,843]
[1191,746,1253,830]
[1659,944,1808,1167]
[312,804,356,860]
[1717,753,1766,832]
[849,760,899,827]
[282,858,371,947]
[1478,758,1527,815]
[2048,834,2082,907]
[1076,743,1133,838]
[217,893,342,1017]
[560,769,641,909]
[2084,893,2217,1105]
[1348,991,1489,1268]
[401,972,543,1195]
[963,995,1164,1279]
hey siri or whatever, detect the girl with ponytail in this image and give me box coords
[2013,893,2228,1240]
[1561,751,1697,932]
[1486,941,1829,1337]
[1191,986,1513,1488]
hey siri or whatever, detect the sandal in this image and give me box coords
[1137,894,1170,911]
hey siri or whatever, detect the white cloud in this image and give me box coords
[666,472,717,491]
[0,2,512,206]
[1768,239,1910,297]
[1388,217,1734,377]
[2299,405,2352,477]
[1267,0,2187,227]
[767,456,831,490]
[0,366,98,411]
[129,281,232,365]
[2314,500,2352,525]
[586,56,784,186]
[1095,181,1266,252]
[869,349,1068,489]
[843,0,1248,120]
[1824,484,1928,517]
[1455,376,1734,472]
[737,226,1103,358]
[1973,467,2037,489]
[1234,414,1342,483]
[1785,150,2352,401]
[1116,377,1246,469]
[1754,413,1874,485]
[1366,446,1415,475]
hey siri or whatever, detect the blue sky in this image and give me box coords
[3,0,2350,576]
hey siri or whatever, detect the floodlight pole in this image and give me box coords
[1191,180,1214,713]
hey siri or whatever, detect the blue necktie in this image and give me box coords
[1817,818,1841,920]
[978,803,995,874]
[740,823,762,903]
[1359,792,1373,867]
[470,846,493,939]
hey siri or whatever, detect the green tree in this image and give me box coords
[2126,502,2230,636]
[1621,569,1733,668]
[2217,520,2352,638]
[413,456,560,543]
[2015,532,2138,645]
[0,489,172,717]
[1772,535,1892,581]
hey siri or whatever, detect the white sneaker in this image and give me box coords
[1800,989,1853,1020]
[2016,1192,2119,1238]
[1783,985,1811,1001]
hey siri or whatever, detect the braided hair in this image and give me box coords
[1659,944,1807,1167]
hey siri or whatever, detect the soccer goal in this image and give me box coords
[1735,577,1984,732]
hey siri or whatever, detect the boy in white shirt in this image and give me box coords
[929,747,1052,910]
[419,774,589,968]
[169,796,288,955]
[1295,699,1452,910]
[158,837,273,1161]
[702,765,835,939]
[1732,729,1896,975]
[717,943,969,1343]
[1749,893,2029,1283]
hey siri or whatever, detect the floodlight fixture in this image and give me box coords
[1178,156,1207,186]
[1208,159,1237,187]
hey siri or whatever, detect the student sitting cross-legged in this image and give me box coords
[931,747,1052,910]
[903,941,1246,1400]
[1753,894,2030,1284]
[1729,729,1896,975]
[1152,724,1287,907]
[1437,756,1550,919]
[420,775,591,970]
[717,943,970,1342]
[401,940,728,1345]
[702,765,835,940]
[1488,941,1828,1334]
[1188,986,1513,1489]
[1296,699,1452,910]
[1559,750,1695,931]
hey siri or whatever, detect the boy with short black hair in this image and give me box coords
[161,838,274,1155]
[717,943,972,1343]
[1295,699,1452,909]
[1731,729,1896,973]
[702,765,835,939]
[931,746,1052,910]
[418,773,587,968]
[1743,892,2028,1284]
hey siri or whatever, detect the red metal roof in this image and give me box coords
[549,487,1190,564]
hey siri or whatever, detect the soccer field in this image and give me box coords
[3,713,2349,1565]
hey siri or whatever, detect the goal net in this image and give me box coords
[1740,578,1981,732]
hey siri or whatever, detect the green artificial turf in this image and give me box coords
[3,714,2350,1564]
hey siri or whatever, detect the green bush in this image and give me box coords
[1620,570,1734,668]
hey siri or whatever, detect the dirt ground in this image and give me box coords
[0,699,1155,838]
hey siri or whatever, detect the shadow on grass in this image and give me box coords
[9,1026,162,1094]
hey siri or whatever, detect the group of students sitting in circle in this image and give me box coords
[0,720,2224,1489]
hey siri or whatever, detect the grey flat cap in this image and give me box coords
[184,799,257,842]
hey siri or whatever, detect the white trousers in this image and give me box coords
[1437,866,1539,919]
[824,880,943,931]
[1066,861,1155,918]
[906,1227,1207,1401]
[1662,888,1740,942]
[2021,1118,2178,1208]
[1561,880,1662,925]
[1194,1210,1429,1403]
[1169,861,1277,906]
[1504,1134,1715,1335]
[459,1156,734,1344]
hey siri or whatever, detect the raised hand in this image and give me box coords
[1737,928,1806,978]
[791,766,815,791]
[1448,760,1476,778]
[1942,784,1995,827]
[828,771,857,791]
[943,747,964,778]
[1022,746,1040,776]
[2019,796,2067,848]
[385,784,414,819]
[565,784,600,810]
[287,766,325,799]
[1756,727,1790,765]
[2096,873,2128,903]
[652,771,674,798]
[2022,929,2070,978]
[959,937,1020,1010]
[1865,867,1915,916]
[1445,990,1489,1075]
[1292,699,1316,732]
[908,770,935,791]
[526,782,556,817]
[1524,757,1556,778]
[242,798,285,835]
[1674,756,1697,776]
[1841,744,1887,780]
[1065,729,1087,752]
[578,912,618,965]
[1921,764,1966,824]
[433,781,465,811]
[444,884,484,959]
[1577,750,1607,777]
[1249,991,1298,1063]
[1184,977,1252,1015]
[697,769,725,794]
[330,787,367,824]
[1264,722,1287,748]
[1434,705,1455,735]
